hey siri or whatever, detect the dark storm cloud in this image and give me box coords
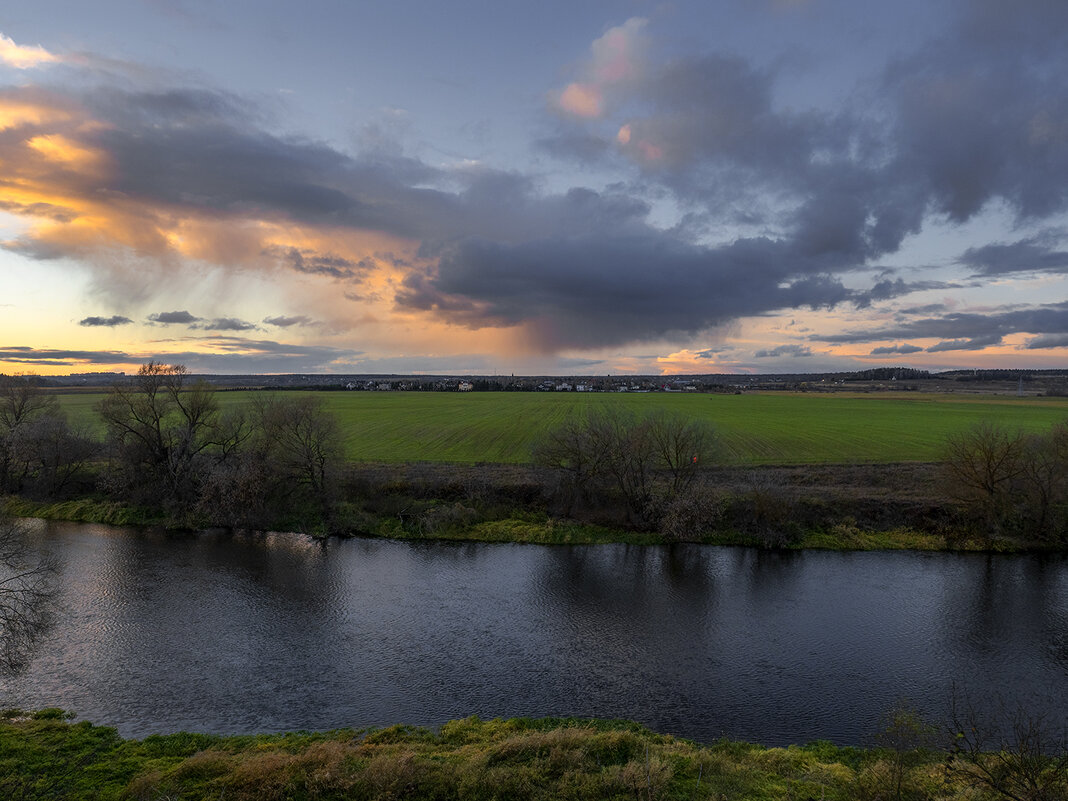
[147,310,201,324]
[396,234,855,350]
[79,315,132,327]
[885,0,1068,224]
[818,302,1068,346]
[870,344,924,355]
[958,236,1068,276]
[753,344,812,358]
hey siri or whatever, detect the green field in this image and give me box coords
[55,390,1068,465]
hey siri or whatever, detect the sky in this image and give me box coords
[1,0,1067,376]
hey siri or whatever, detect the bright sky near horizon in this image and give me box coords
[1,0,1067,375]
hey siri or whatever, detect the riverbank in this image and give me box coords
[0,710,1041,801]
[1,460,1043,552]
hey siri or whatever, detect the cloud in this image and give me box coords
[819,302,1068,347]
[195,317,257,331]
[263,315,313,327]
[2,2,1068,362]
[852,278,959,309]
[551,18,648,119]
[753,344,813,358]
[396,234,856,350]
[926,334,1004,352]
[0,338,363,373]
[869,343,924,355]
[265,246,370,280]
[0,33,59,69]
[958,235,1068,276]
[1022,334,1068,350]
[148,310,201,325]
[0,346,130,366]
[79,315,133,327]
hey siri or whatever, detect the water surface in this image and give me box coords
[2,520,1066,745]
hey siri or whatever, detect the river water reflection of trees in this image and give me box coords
[1,520,1065,745]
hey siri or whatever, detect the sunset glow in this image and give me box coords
[1,2,1067,375]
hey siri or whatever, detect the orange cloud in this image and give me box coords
[558,83,602,118]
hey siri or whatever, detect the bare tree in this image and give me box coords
[1016,423,1068,543]
[945,691,1068,801]
[534,407,715,526]
[11,414,97,496]
[0,375,60,493]
[941,422,1027,535]
[251,395,342,524]
[98,363,239,510]
[0,517,55,674]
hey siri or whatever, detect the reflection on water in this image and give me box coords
[1,520,1066,745]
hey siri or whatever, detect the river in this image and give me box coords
[2,519,1066,745]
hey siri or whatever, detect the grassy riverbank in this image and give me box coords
[3,490,1000,551]
[0,459,1022,552]
[1,710,1043,801]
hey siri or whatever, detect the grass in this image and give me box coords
[0,711,1036,801]
[54,390,1068,465]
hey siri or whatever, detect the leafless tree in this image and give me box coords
[0,375,60,493]
[941,422,1027,535]
[1016,423,1068,543]
[534,407,714,525]
[945,690,1068,801]
[0,517,55,674]
[98,363,242,510]
[251,395,342,523]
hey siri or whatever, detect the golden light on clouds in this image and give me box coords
[0,33,59,70]
[26,134,105,170]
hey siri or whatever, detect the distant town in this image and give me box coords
[19,367,1068,396]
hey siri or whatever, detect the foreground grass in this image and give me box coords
[0,711,1019,801]
[55,390,1068,465]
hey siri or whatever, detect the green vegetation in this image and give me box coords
[11,378,1068,550]
[2,711,1064,801]
[55,390,1068,465]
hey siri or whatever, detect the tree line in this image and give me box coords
[1,363,342,530]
